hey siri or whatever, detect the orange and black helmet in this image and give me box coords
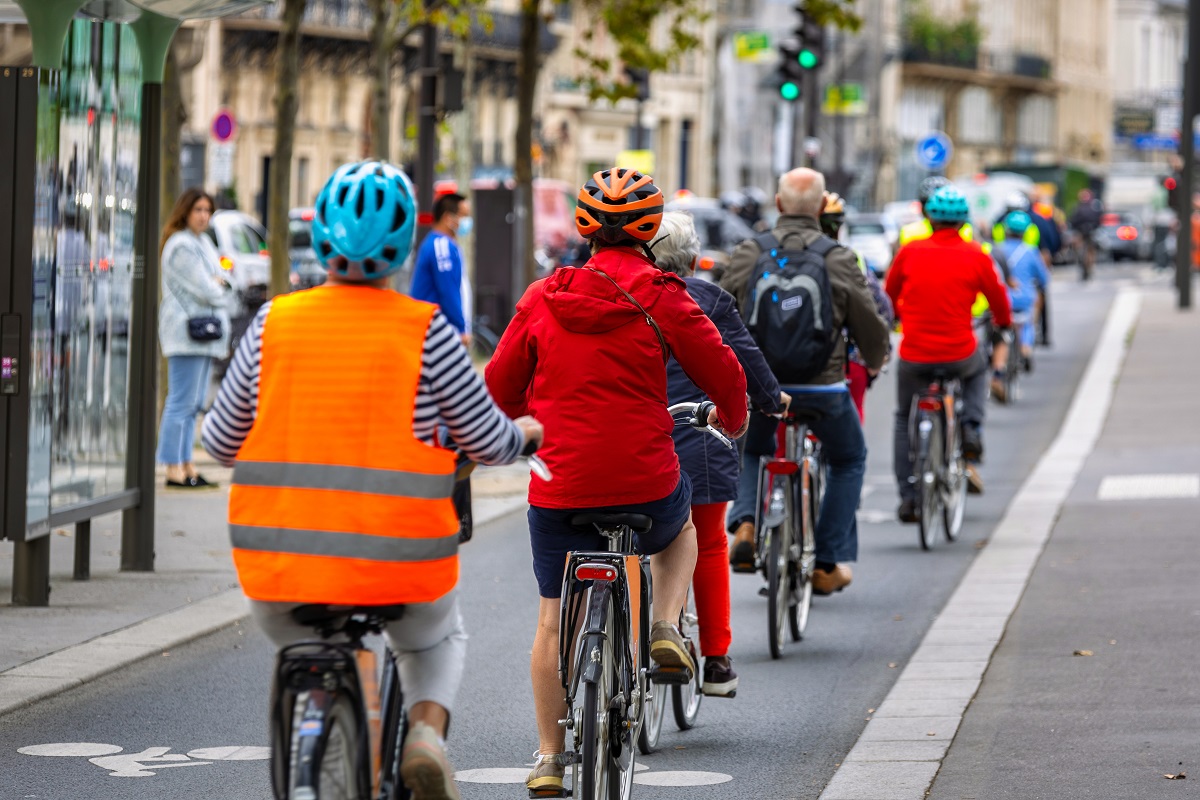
[575,168,664,246]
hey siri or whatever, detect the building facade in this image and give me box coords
[1110,0,1187,162]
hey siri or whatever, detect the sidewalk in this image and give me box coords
[819,280,1200,800]
[0,455,532,715]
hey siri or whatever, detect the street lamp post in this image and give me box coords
[1177,0,1198,309]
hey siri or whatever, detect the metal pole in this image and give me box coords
[121,80,161,572]
[803,69,819,170]
[73,519,90,580]
[13,535,49,605]
[636,99,645,151]
[1177,1,1198,309]
[416,22,438,244]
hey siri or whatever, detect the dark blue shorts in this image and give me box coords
[528,473,693,598]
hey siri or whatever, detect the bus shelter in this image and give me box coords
[1,0,267,604]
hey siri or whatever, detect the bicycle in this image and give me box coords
[551,402,727,799]
[908,372,967,550]
[269,604,410,800]
[752,401,824,660]
[1001,321,1025,405]
[636,587,703,753]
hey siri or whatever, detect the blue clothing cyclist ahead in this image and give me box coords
[411,192,473,345]
[997,211,1050,356]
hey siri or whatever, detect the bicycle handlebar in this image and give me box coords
[668,400,734,449]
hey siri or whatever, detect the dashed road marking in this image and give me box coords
[1097,473,1199,501]
[634,770,734,786]
[18,743,123,757]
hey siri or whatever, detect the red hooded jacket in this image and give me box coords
[485,247,748,509]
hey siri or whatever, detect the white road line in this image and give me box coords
[819,287,1143,800]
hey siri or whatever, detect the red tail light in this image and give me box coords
[697,256,716,271]
[1116,226,1137,241]
[258,249,271,256]
[765,459,800,475]
[575,563,618,582]
[917,397,943,412]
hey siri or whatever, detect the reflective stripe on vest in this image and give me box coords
[233,461,455,499]
[230,525,458,562]
[228,286,458,605]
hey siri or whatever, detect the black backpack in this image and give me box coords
[745,232,838,384]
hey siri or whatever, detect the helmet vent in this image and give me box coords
[362,258,377,275]
[392,204,407,232]
[337,184,350,206]
[318,240,333,257]
[355,188,366,217]
[381,246,397,262]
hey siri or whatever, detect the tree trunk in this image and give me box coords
[269,0,306,298]
[367,0,390,160]
[513,0,539,291]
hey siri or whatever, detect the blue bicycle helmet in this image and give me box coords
[1003,210,1032,237]
[925,186,970,223]
[312,161,417,281]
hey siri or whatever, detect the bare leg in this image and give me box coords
[649,516,698,625]
[532,596,568,755]
[165,464,187,483]
[409,702,450,737]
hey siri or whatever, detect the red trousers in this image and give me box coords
[846,362,869,422]
[691,501,731,657]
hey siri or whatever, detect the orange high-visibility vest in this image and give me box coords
[229,285,459,605]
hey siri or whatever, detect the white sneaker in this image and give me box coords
[400,721,461,800]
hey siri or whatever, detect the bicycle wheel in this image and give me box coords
[916,415,944,551]
[379,656,408,800]
[766,516,791,660]
[316,696,362,800]
[942,428,967,542]
[1005,345,1021,404]
[791,455,819,641]
[579,632,613,800]
[672,592,703,727]
[637,671,665,754]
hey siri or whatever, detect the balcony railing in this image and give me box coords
[902,45,1054,81]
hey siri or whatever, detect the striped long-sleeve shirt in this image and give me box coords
[201,299,523,467]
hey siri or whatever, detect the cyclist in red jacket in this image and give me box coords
[885,186,1011,522]
[485,168,748,797]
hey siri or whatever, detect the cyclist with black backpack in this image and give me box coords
[720,168,889,595]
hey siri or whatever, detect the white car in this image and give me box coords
[205,210,270,315]
[844,213,896,277]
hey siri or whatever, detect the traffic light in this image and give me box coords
[776,42,803,101]
[798,15,824,71]
[1164,173,1180,209]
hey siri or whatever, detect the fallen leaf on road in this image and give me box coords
[926,732,936,737]
[1074,650,1094,657]
[1164,772,1186,780]
[888,663,898,669]
[974,539,988,549]
[868,708,876,713]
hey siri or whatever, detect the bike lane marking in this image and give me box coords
[18,742,270,777]
[819,287,1143,800]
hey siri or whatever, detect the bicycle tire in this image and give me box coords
[1005,346,1021,404]
[767,519,790,659]
[379,656,409,800]
[316,696,362,800]
[942,426,967,543]
[637,672,665,753]
[917,414,943,551]
[672,592,703,727]
[579,632,611,800]
[791,452,820,641]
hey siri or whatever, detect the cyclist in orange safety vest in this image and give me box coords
[202,161,543,800]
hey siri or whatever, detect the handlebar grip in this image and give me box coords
[520,437,540,458]
[694,400,715,428]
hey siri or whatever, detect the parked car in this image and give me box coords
[205,210,270,314]
[287,207,328,290]
[1094,211,1152,262]
[664,196,757,282]
[844,213,897,277]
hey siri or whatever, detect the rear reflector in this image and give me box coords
[917,397,942,412]
[575,563,618,582]
[765,459,800,475]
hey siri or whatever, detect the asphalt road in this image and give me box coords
[0,267,1140,800]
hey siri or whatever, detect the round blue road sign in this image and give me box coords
[915,131,952,170]
[211,108,237,143]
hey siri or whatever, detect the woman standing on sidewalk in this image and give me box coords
[657,212,787,697]
[157,188,235,489]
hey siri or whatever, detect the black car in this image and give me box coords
[1094,212,1152,262]
[664,198,757,282]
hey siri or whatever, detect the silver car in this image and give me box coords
[844,213,897,277]
[205,210,270,314]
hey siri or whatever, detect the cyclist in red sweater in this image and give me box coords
[485,168,748,797]
[885,186,1012,523]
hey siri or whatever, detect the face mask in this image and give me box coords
[456,216,473,238]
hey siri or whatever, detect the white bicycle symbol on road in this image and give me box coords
[18,742,270,777]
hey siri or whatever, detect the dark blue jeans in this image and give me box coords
[727,389,865,564]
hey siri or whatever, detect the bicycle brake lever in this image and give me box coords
[528,454,553,482]
[705,425,734,449]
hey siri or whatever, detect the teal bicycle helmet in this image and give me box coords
[925,186,969,223]
[312,161,417,281]
[1002,210,1032,236]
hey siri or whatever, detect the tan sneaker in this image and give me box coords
[812,564,852,595]
[399,721,461,800]
[729,521,756,573]
[650,620,696,674]
[526,751,572,798]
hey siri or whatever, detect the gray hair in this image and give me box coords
[652,211,702,276]
[777,168,825,216]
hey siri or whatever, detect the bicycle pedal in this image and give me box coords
[649,667,693,685]
[528,790,568,799]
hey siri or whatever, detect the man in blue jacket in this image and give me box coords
[411,192,472,346]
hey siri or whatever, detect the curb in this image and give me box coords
[818,287,1143,800]
[0,590,249,718]
[0,493,531,719]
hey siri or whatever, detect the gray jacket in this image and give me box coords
[159,230,235,358]
[721,214,890,386]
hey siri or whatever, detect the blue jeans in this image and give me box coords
[727,389,865,564]
[156,355,213,465]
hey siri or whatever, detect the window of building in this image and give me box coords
[957,87,1001,145]
[898,86,945,140]
[1017,95,1055,149]
[297,157,310,207]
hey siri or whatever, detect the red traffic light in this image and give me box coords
[1164,177,1178,190]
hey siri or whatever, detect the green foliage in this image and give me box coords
[798,0,863,32]
[572,0,709,103]
[902,0,982,67]
[393,0,492,46]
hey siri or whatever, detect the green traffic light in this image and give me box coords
[798,49,818,69]
[780,81,800,101]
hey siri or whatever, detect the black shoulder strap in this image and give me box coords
[754,232,780,254]
[583,268,671,365]
[806,235,840,258]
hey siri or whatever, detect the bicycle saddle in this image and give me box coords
[785,407,827,424]
[570,512,654,534]
[290,603,406,627]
